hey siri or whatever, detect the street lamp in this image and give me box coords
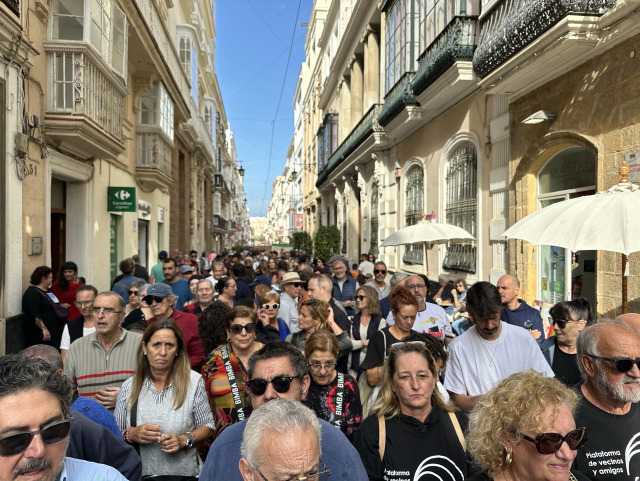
[238,164,245,177]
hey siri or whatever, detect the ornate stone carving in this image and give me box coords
[360,24,378,44]
[132,74,158,113]
[372,152,384,190]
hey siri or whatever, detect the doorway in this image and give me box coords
[50,179,66,276]
[138,220,149,268]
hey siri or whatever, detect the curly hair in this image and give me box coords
[199,300,231,355]
[389,285,419,313]
[467,370,578,477]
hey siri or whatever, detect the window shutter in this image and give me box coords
[111,4,127,77]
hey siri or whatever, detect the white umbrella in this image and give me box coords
[500,166,640,312]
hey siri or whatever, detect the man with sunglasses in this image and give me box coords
[144,283,206,371]
[200,342,368,481]
[0,354,127,480]
[573,320,640,481]
[279,272,303,333]
[365,262,391,299]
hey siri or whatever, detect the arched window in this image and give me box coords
[443,146,477,273]
[403,167,424,265]
[370,184,379,256]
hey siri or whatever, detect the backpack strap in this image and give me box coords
[448,411,466,452]
[378,415,386,461]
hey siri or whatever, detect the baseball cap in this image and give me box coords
[249,275,271,288]
[178,265,193,274]
[159,250,168,260]
[147,283,173,297]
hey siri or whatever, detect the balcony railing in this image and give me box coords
[378,72,418,127]
[214,215,228,230]
[2,0,19,16]
[473,0,616,78]
[135,130,172,191]
[43,41,127,159]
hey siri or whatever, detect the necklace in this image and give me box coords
[479,337,500,367]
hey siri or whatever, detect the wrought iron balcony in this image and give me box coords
[223,181,230,199]
[378,72,418,127]
[473,0,616,79]
[316,104,382,187]
[43,41,127,160]
[135,130,172,191]
[214,215,228,230]
[2,0,19,16]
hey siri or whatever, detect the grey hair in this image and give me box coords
[99,291,126,312]
[130,280,147,290]
[212,261,225,268]
[332,260,346,268]
[438,273,449,283]
[577,318,639,381]
[168,294,180,309]
[390,272,409,287]
[198,278,214,290]
[241,399,321,468]
[21,345,63,371]
[375,261,387,268]
[0,355,73,417]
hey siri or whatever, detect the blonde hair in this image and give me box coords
[467,370,578,477]
[299,298,329,331]
[371,342,452,419]
[356,285,381,317]
[259,292,280,306]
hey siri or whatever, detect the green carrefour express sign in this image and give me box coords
[108,187,136,212]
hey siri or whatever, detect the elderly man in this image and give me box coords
[144,283,206,371]
[279,272,302,333]
[183,278,215,317]
[249,275,272,307]
[201,342,367,481]
[179,264,194,280]
[64,292,142,410]
[0,354,127,480]
[239,400,322,481]
[497,274,544,341]
[206,260,226,290]
[386,274,453,346]
[573,320,640,481]
[444,282,554,412]
[365,261,390,300]
[332,260,357,317]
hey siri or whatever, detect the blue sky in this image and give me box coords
[216,0,313,217]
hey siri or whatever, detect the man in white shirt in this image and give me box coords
[444,281,554,413]
[206,261,225,290]
[386,275,453,346]
[279,272,302,333]
[357,253,374,278]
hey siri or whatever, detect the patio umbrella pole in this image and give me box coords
[623,254,628,314]
[424,242,429,277]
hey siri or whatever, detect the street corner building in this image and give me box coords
[0,0,250,352]
[266,0,640,319]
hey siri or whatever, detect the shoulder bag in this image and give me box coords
[220,345,246,421]
[35,288,69,323]
[359,330,387,418]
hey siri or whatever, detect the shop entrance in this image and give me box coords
[138,220,149,268]
[537,147,596,308]
[50,179,66,276]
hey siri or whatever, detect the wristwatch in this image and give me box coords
[184,431,194,449]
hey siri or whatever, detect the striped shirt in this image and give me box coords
[64,328,142,402]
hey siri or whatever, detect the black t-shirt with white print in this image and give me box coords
[360,327,400,371]
[573,392,640,481]
[354,405,467,481]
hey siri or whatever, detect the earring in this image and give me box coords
[143,352,147,356]
[505,450,513,466]
[392,391,397,398]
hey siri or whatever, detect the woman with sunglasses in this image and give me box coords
[215,277,236,308]
[467,370,590,481]
[349,286,385,380]
[201,306,264,438]
[354,341,468,481]
[121,281,151,330]
[115,319,215,479]
[303,330,362,443]
[257,292,291,341]
[545,298,592,386]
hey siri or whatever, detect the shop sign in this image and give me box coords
[138,200,152,220]
[625,151,640,183]
[158,206,165,223]
[279,226,284,236]
[108,187,136,212]
[553,281,564,293]
[295,214,303,228]
[237,222,242,233]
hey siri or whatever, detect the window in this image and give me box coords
[418,0,479,57]
[179,36,191,77]
[52,0,83,40]
[139,88,157,126]
[138,82,174,140]
[385,0,419,93]
[159,85,174,139]
[370,184,379,256]
[90,0,111,61]
[54,53,74,109]
[217,147,222,172]
[443,146,477,273]
[403,167,424,265]
[317,113,339,171]
[214,193,221,216]
[111,6,126,76]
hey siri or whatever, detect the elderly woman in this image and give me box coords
[355,342,468,481]
[434,274,454,303]
[545,298,591,386]
[215,277,236,308]
[115,319,215,478]
[349,285,385,380]
[122,281,151,329]
[201,306,264,438]
[51,261,85,319]
[285,298,351,363]
[303,330,362,442]
[467,370,590,481]
[257,292,291,341]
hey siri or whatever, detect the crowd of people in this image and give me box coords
[6,247,640,481]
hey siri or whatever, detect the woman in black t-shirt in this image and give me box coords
[354,342,468,481]
[22,266,66,348]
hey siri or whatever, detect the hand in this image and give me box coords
[42,328,50,341]
[131,423,162,444]
[159,433,186,453]
[257,310,270,326]
[61,303,70,309]
[95,387,120,410]
[364,339,369,348]
[344,300,353,308]
[530,329,542,340]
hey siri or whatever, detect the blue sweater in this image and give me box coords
[332,275,358,317]
[200,417,368,481]
[500,299,544,334]
[164,278,193,310]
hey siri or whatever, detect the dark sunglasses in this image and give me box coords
[261,303,280,310]
[0,419,74,457]
[374,269,387,274]
[288,283,301,288]
[550,317,576,330]
[127,290,138,296]
[229,323,256,335]
[142,295,165,305]
[354,295,365,301]
[520,427,588,455]
[586,354,640,373]
[246,376,296,396]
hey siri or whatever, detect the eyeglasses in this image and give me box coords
[374,269,387,275]
[229,323,256,335]
[261,303,280,310]
[288,283,301,288]
[128,290,138,296]
[246,376,297,396]
[354,295,365,301]
[255,458,331,481]
[0,418,74,457]
[74,299,95,307]
[520,427,588,455]
[550,318,576,330]
[391,341,426,349]
[142,295,166,305]
[308,361,337,371]
[585,354,640,373]
[406,283,426,290]
[91,307,123,316]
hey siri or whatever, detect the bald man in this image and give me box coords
[497,274,544,341]
[573,320,640,481]
[616,313,640,333]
